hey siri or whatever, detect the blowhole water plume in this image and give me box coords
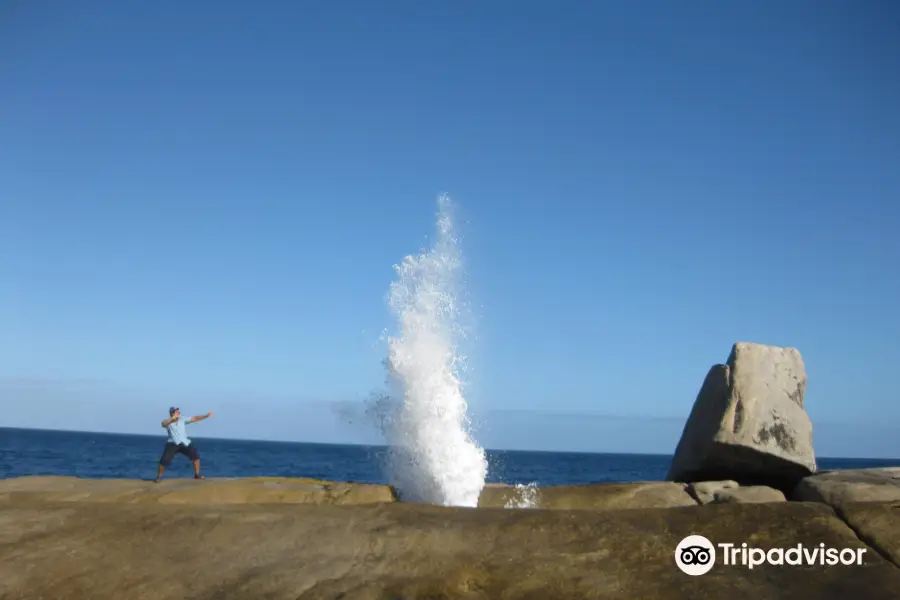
[379,195,488,507]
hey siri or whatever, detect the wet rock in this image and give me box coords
[792,468,900,507]
[667,342,816,491]
[478,481,696,510]
[0,476,396,505]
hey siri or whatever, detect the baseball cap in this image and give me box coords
[169,406,180,415]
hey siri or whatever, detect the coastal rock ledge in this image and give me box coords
[1,477,900,599]
[0,475,397,506]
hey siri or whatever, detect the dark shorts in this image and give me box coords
[159,442,199,466]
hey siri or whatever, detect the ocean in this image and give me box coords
[2,427,897,485]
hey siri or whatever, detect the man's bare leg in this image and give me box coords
[192,459,203,479]
[155,464,165,483]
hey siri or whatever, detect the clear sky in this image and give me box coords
[2,1,898,458]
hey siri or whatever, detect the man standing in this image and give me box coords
[155,406,214,482]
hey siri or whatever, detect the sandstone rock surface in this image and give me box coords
[687,480,739,504]
[0,475,396,505]
[478,481,696,510]
[710,485,786,504]
[836,500,900,569]
[667,342,816,490]
[1,495,898,599]
[792,468,900,507]
[0,478,700,512]
[688,481,785,504]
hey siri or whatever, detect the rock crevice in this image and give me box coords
[831,502,900,572]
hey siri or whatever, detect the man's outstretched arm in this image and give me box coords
[187,412,214,424]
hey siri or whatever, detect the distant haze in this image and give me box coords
[0,378,895,459]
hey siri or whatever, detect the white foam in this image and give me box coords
[503,482,540,509]
[379,195,488,507]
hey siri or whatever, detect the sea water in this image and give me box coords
[2,428,896,483]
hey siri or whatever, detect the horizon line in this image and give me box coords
[2,425,898,462]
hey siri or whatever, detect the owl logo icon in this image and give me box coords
[675,535,716,576]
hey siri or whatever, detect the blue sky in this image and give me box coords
[1,1,898,458]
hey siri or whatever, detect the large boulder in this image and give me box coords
[1,494,898,599]
[667,342,816,491]
[792,468,900,507]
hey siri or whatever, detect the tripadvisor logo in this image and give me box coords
[676,535,716,576]
[674,535,867,576]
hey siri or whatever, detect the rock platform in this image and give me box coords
[0,475,899,599]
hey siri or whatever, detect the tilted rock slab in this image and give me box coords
[836,500,900,570]
[0,497,898,599]
[792,468,900,507]
[667,342,816,490]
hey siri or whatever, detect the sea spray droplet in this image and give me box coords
[504,483,540,509]
[382,195,488,507]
